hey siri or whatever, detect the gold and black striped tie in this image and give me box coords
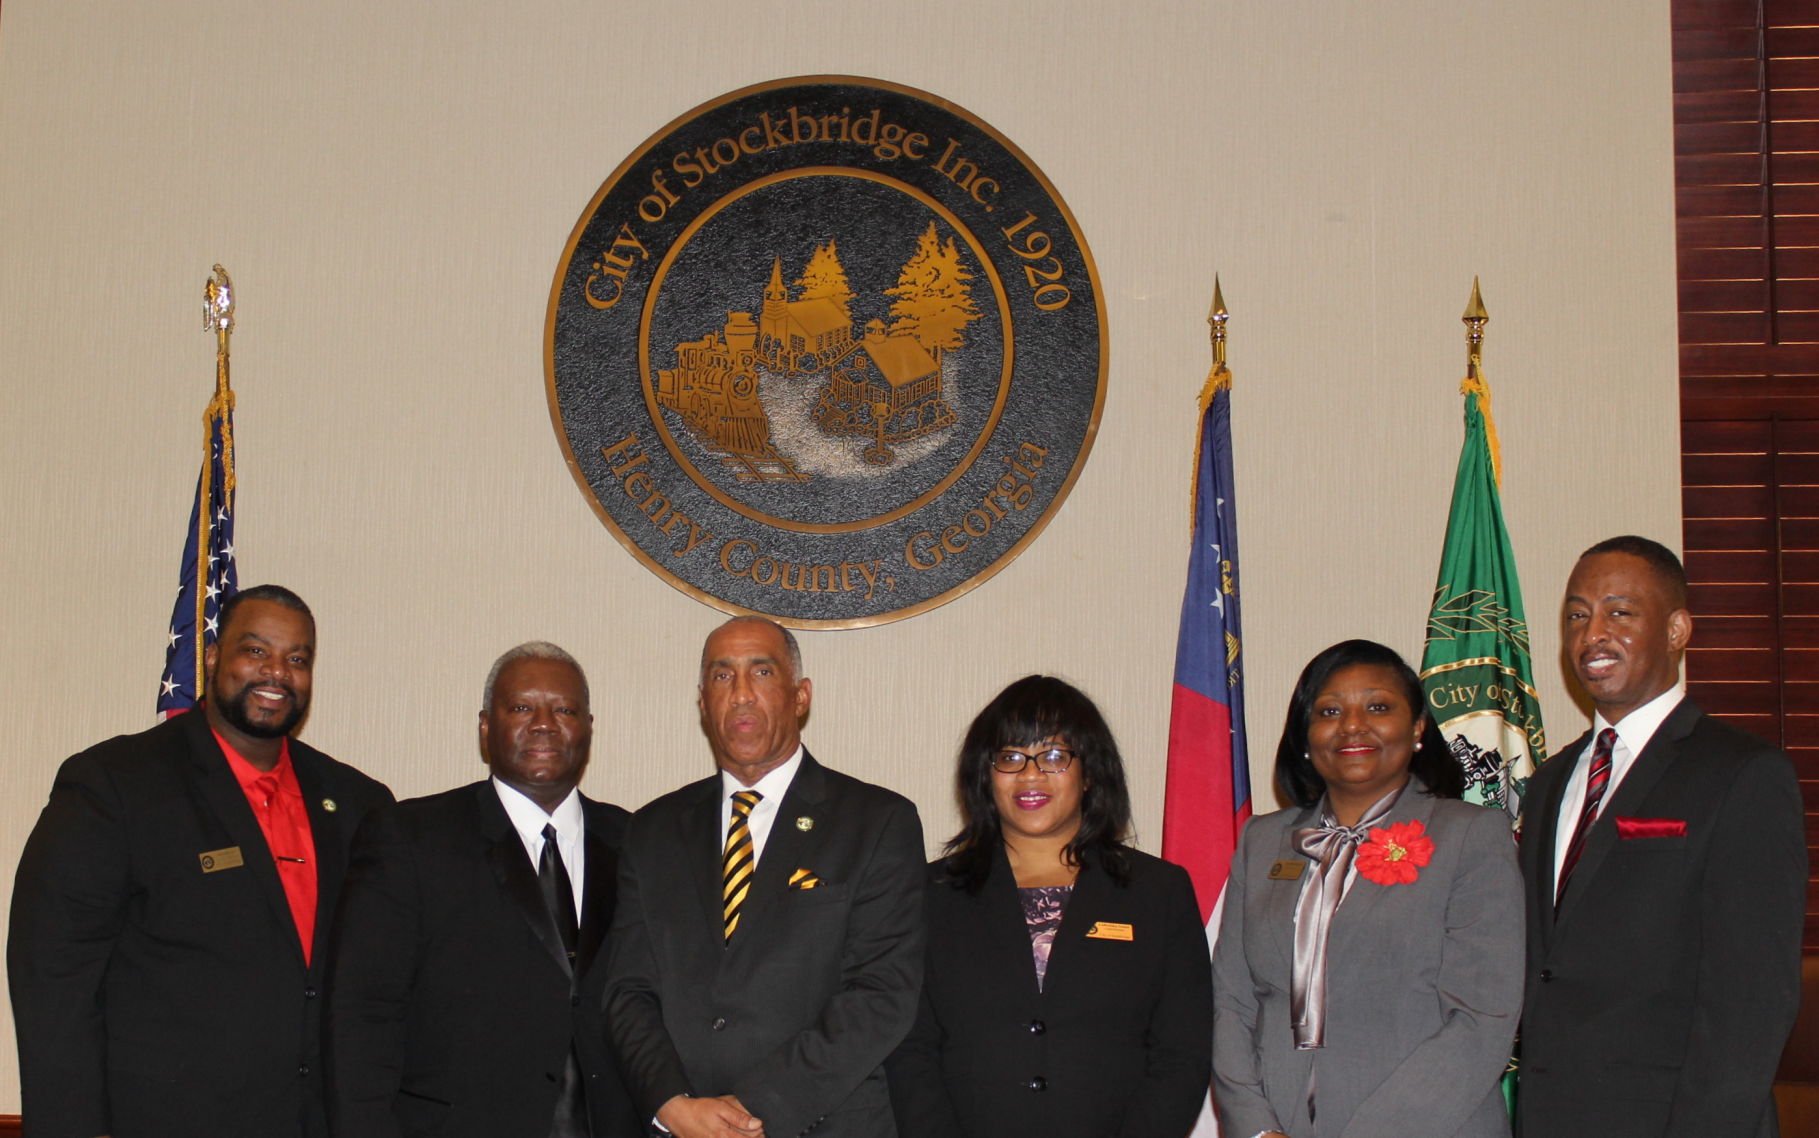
[722,790,762,940]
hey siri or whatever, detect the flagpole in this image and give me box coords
[195,266,237,700]
[1190,277,1232,518]
[1208,276,1228,381]
[1463,275,1487,383]
[1461,276,1502,487]
[1170,276,1248,1138]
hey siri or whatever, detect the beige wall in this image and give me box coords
[0,0,1680,1110]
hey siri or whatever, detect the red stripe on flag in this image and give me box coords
[1163,683,1248,924]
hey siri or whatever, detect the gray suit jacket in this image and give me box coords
[604,751,926,1138]
[1212,789,1523,1138]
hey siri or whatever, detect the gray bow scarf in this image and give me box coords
[1288,782,1407,1050]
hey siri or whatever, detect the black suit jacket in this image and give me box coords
[7,710,393,1138]
[885,847,1212,1138]
[605,751,926,1138]
[325,780,640,1138]
[1516,699,1805,1138]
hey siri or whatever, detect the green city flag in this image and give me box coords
[1419,375,1546,819]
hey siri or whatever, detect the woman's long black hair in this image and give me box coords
[1274,639,1463,808]
[939,674,1135,892]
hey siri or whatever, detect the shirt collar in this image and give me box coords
[720,744,805,802]
[1593,683,1684,759]
[213,728,296,793]
[491,777,584,843]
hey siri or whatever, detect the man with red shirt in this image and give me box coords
[9,585,392,1138]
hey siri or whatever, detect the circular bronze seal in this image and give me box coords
[547,76,1105,628]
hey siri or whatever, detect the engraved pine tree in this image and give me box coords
[887,222,979,363]
[794,240,854,323]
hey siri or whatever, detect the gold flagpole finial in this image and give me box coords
[1206,275,1230,392]
[1462,275,1487,383]
[1459,275,1503,486]
[203,265,235,335]
[203,265,236,397]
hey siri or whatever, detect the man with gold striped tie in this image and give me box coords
[606,616,926,1138]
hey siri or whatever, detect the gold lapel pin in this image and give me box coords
[796,816,814,831]
[322,798,338,813]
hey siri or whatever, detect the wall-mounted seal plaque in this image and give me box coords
[547,76,1105,628]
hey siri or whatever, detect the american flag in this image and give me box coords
[157,384,237,716]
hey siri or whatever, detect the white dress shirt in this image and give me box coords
[492,777,585,913]
[1550,684,1683,883]
[717,745,805,867]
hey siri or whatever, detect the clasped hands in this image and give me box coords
[657,1093,764,1138]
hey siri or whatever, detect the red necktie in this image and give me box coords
[1556,727,1616,904]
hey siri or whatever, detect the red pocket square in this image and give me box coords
[1615,816,1687,839]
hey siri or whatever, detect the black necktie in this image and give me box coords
[539,822,579,961]
[535,824,589,1138]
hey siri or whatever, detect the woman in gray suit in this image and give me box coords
[1212,639,1522,1138]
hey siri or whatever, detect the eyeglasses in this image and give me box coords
[992,746,1076,774]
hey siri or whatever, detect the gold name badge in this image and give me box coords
[199,846,244,873]
[1268,860,1307,880]
[1085,921,1134,941]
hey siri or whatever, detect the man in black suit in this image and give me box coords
[326,641,638,1138]
[8,584,393,1138]
[1517,536,1806,1138]
[606,616,926,1138]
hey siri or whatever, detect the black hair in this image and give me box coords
[939,675,1134,892]
[216,584,314,637]
[1273,639,1463,808]
[1579,535,1688,608]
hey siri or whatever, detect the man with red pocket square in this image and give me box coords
[1516,536,1806,1138]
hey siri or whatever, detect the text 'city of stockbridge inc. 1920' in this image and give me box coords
[546,75,1107,628]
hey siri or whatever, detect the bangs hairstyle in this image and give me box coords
[939,675,1134,892]
[1273,639,1463,808]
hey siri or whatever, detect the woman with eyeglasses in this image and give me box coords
[886,675,1212,1138]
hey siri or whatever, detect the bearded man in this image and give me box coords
[9,584,393,1138]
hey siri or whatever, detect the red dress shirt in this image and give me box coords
[215,730,319,962]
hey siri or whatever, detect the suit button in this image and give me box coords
[1539,969,1554,983]
[298,1064,311,1077]
[303,986,318,999]
[1026,1019,1046,1035]
[711,1017,728,1031]
[1026,1076,1047,1092]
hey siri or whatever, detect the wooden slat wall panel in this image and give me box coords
[1675,0,1819,950]
[1684,343,1819,375]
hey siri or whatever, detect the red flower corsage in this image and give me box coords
[1355,819,1434,886]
